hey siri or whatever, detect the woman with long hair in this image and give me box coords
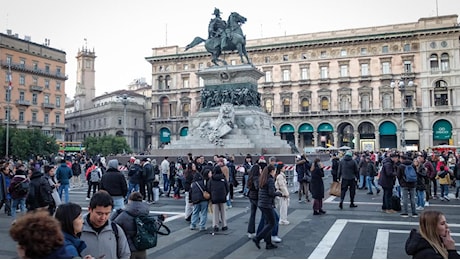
[246,164,261,238]
[310,158,326,215]
[406,210,459,258]
[55,202,91,258]
[252,164,281,250]
[275,163,290,225]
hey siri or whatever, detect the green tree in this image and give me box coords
[83,135,131,156]
[0,127,58,160]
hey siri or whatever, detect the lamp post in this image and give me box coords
[391,75,414,151]
[117,94,129,139]
[5,87,11,158]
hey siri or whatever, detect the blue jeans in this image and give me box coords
[359,175,366,189]
[163,174,170,192]
[402,187,416,215]
[440,184,449,197]
[58,184,70,203]
[243,175,249,195]
[366,176,380,193]
[112,196,125,211]
[257,207,278,236]
[191,200,208,229]
[127,182,139,198]
[11,198,25,219]
[382,187,393,210]
[416,190,425,207]
[255,207,275,244]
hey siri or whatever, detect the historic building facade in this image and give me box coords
[0,30,67,140]
[64,47,150,153]
[145,15,460,152]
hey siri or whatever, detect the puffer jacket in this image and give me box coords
[190,173,207,204]
[112,201,150,252]
[207,168,228,204]
[405,228,460,259]
[338,155,359,180]
[100,168,128,197]
[247,165,260,201]
[257,175,281,209]
[378,157,397,189]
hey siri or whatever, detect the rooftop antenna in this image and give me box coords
[84,38,88,51]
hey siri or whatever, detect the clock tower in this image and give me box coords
[74,44,96,111]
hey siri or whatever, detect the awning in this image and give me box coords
[159,128,171,143]
[299,123,314,133]
[318,123,333,132]
[180,127,188,137]
[379,121,396,135]
[433,120,452,140]
[280,124,295,133]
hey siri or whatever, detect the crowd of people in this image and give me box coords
[2,148,460,258]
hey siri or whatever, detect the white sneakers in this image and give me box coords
[247,233,256,239]
[279,220,290,225]
[416,206,424,210]
[271,236,282,243]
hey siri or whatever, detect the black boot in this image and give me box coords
[339,201,343,209]
[350,202,358,208]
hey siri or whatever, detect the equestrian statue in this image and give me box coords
[185,8,251,66]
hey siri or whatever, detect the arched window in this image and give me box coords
[183,103,190,117]
[430,54,439,71]
[301,98,310,112]
[441,53,449,71]
[382,93,392,109]
[283,98,290,113]
[265,99,272,113]
[158,76,164,89]
[160,97,170,118]
[321,97,329,111]
[361,94,370,111]
[339,95,350,111]
[434,80,448,106]
[165,75,171,89]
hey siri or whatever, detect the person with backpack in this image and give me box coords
[26,167,53,214]
[86,163,102,200]
[436,165,452,201]
[8,168,29,220]
[397,154,418,217]
[127,159,142,200]
[414,157,427,210]
[80,190,131,259]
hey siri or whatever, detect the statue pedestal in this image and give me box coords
[162,64,291,155]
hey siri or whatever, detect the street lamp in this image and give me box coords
[5,87,11,158]
[117,94,129,138]
[391,75,414,151]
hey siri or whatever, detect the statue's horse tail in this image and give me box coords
[185,37,206,51]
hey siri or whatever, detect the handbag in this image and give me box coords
[329,181,341,197]
[196,182,210,200]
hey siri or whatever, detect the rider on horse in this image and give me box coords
[208,8,228,49]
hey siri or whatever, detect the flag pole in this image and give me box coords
[6,63,12,159]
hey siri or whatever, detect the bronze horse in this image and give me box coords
[185,12,250,66]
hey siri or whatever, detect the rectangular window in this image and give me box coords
[198,63,204,69]
[55,114,60,124]
[283,55,289,61]
[230,60,236,65]
[340,65,348,77]
[361,48,367,55]
[183,64,189,70]
[404,61,412,73]
[183,78,189,89]
[19,75,25,85]
[33,77,38,85]
[6,56,12,65]
[361,63,369,76]
[5,89,11,102]
[19,91,25,101]
[32,112,37,122]
[403,44,411,52]
[44,113,49,124]
[265,71,272,82]
[33,62,38,71]
[340,49,347,57]
[134,118,137,126]
[45,65,50,73]
[301,53,307,60]
[118,117,122,126]
[382,45,389,53]
[320,66,328,79]
[301,68,309,80]
[265,57,270,63]
[20,59,25,68]
[56,97,61,108]
[56,68,61,76]
[382,62,391,74]
[282,69,290,81]
[19,111,24,122]
[44,95,50,104]
[320,51,327,58]
[32,93,38,105]
[199,77,204,87]
[45,79,50,89]
[56,82,61,91]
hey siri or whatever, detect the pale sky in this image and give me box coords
[2,0,460,99]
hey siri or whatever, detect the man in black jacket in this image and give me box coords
[100,159,128,211]
[338,151,359,209]
[141,158,155,204]
[26,169,53,214]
